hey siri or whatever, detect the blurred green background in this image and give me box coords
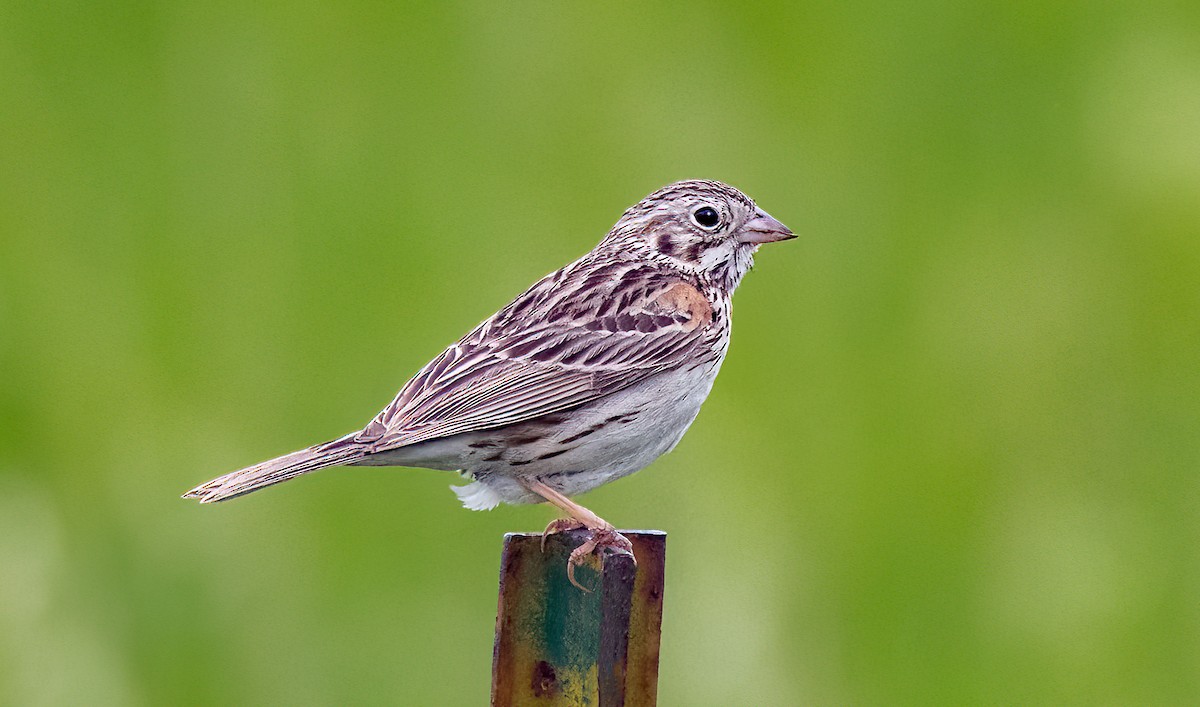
[2,1,1198,704]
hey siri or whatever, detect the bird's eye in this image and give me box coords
[692,206,720,229]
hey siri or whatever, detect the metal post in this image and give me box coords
[491,530,666,706]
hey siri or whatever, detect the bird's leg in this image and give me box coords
[522,479,635,592]
[531,482,602,552]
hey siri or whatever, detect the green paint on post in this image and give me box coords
[491,530,666,707]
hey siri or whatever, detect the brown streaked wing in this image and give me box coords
[359,269,715,451]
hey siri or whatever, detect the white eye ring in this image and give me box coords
[691,205,721,230]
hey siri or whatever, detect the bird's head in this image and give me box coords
[606,179,794,291]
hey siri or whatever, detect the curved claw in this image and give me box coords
[564,528,635,593]
[541,518,586,552]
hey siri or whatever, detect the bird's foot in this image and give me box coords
[566,527,635,593]
[540,517,586,551]
[518,479,635,591]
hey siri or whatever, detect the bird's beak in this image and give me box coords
[739,209,795,245]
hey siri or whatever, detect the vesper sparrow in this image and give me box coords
[185,179,794,587]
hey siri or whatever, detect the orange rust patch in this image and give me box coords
[654,281,713,330]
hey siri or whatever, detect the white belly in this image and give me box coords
[361,360,722,508]
[535,362,720,493]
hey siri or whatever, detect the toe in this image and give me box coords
[566,540,599,592]
[541,518,586,551]
[559,530,639,591]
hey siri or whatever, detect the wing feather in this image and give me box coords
[358,261,719,451]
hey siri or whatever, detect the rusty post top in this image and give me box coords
[491,530,667,707]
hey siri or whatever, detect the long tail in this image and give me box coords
[183,433,367,503]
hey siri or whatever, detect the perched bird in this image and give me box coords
[184,179,794,588]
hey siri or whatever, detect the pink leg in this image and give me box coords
[522,479,635,591]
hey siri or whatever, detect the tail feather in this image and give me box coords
[183,433,366,503]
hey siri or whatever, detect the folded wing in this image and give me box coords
[357,262,717,451]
